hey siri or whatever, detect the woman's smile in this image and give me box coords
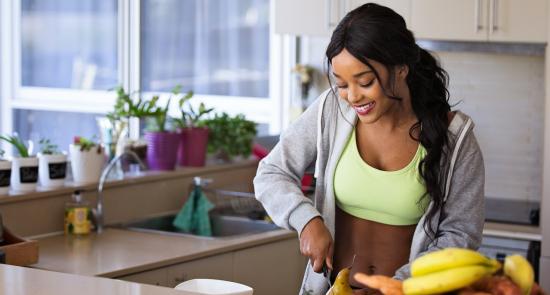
[353,101,376,116]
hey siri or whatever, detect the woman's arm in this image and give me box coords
[253,91,328,235]
[394,131,485,280]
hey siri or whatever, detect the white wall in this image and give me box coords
[300,37,545,202]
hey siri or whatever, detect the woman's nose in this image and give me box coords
[347,86,363,103]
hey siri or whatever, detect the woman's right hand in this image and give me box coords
[299,217,334,273]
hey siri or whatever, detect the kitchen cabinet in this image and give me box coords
[411,0,547,43]
[116,237,306,292]
[274,0,342,36]
[166,253,234,288]
[119,267,168,287]
[118,253,233,288]
[349,1,411,26]
[274,0,409,36]
[233,238,307,295]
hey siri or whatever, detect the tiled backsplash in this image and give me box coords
[301,37,545,202]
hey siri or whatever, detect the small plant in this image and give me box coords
[0,134,31,157]
[146,97,171,132]
[73,136,102,153]
[108,86,159,119]
[202,113,257,159]
[171,86,214,128]
[39,138,60,155]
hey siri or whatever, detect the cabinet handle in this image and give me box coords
[475,0,483,32]
[491,0,499,33]
[325,0,338,30]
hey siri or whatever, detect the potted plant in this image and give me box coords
[144,96,180,171]
[37,138,68,189]
[69,136,105,184]
[0,135,38,192]
[0,149,11,195]
[172,87,214,167]
[202,113,258,163]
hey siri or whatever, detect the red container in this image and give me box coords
[177,127,209,167]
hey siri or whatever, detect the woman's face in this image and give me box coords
[331,49,407,125]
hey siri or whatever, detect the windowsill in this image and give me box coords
[0,159,259,205]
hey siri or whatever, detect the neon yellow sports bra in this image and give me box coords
[334,129,429,226]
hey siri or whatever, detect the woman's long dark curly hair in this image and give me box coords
[326,3,451,240]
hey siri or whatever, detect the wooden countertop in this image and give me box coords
[32,228,295,278]
[0,264,199,295]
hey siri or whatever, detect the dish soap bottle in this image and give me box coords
[64,190,92,236]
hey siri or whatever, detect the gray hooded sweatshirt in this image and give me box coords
[253,89,485,295]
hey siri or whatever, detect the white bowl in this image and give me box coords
[174,279,253,295]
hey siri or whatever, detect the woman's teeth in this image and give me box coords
[354,102,375,115]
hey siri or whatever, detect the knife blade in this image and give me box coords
[322,263,331,288]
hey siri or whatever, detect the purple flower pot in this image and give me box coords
[177,127,209,167]
[145,131,180,171]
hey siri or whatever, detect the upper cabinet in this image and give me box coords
[274,0,547,43]
[274,0,410,36]
[411,0,547,43]
[350,1,411,27]
[274,0,342,36]
[488,0,547,43]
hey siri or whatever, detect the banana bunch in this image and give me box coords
[504,254,534,295]
[403,248,501,295]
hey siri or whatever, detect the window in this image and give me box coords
[0,0,284,155]
[21,0,118,90]
[141,0,270,98]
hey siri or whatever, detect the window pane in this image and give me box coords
[14,110,100,154]
[21,0,118,90]
[141,0,270,98]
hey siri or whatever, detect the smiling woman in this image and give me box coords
[254,3,485,295]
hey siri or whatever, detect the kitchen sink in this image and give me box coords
[116,213,280,238]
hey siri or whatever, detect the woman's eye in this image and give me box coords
[359,80,375,87]
[336,85,348,89]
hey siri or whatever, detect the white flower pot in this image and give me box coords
[11,157,39,192]
[69,144,105,185]
[0,160,12,195]
[38,153,68,189]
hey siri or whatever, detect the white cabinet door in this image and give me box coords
[488,0,547,43]
[117,268,168,287]
[350,0,412,27]
[411,0,489,41]
[166,253,234,288]
[233,238,307,295]
[274,0,344,36]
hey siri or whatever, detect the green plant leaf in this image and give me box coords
[0,134,30,157]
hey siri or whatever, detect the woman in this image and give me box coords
[254,3,484,295]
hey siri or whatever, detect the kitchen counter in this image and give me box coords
[484,222,541,241]
[0,264,198,295]
[32,227,295,278]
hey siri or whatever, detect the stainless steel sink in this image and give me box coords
[117,213,280,238]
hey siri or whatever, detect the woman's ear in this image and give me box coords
[397,65,409,79]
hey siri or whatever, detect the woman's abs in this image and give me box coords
[332,206,417,288]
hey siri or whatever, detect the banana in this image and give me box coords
[403,264,498,295]
[504,254,534,295]
[411,248,496,277]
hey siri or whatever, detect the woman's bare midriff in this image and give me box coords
[331,206,417,293]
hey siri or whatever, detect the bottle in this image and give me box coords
[64,190,92,236]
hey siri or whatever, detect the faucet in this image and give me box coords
[95,150,147,233]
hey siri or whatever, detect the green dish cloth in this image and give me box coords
[172,185,214,237]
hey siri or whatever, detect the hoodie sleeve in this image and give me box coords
[253,93,328,236]
[394,131,485,280]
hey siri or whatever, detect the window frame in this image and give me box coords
[0,0,289,143]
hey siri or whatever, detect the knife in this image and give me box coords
[322,263,332,288]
